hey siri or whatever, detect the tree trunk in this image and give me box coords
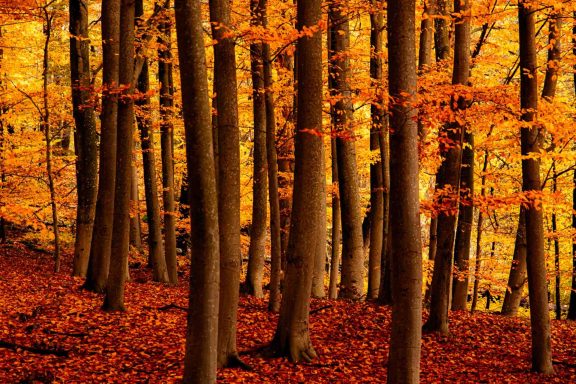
[378,116,392,305]
[450,0,473,311]
[263,40,282,311]
[245,0,268,298]
[329,0,364,300]
[501,208,528,316]
[175,0,221,381]
[418,0,435,70]
[84,0,121,293]
[386,1,422,382]
[434,0,450,61]
[157,0,178,285]
[70,0,98,277]
[569,166,576,320]
[41,8,61,272]
[270,0,323,362]
[552,165,561,320]
[209,0,242,368]
[518,1,553,374]
[129,159,142,252]
[103,0,135,312]
[312,143,327,299]
[424,0,470,334]
[367,1,384,300]
[541,14,561,101]
[328,138,341,300]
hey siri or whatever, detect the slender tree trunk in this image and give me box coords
[424,0,470,334]
[270,0,323,362]
[103,0,135,312]
[209,0,242,367]
[518,1,553,374]
[263,40,282,311]
[70,0,98,277]
[551,165,561,320]
[135,1,168,283]
[386,1,422,382]
[41,9,61,272]
[367,1,384,300]
[175,0,221,381]
[129,159,143,252]
[501,208,528,316]
[378,115,391,305]
[329,0,364,300]
[471,149,490,313]
[542,14,561,101]
[312,144,327,299]
[0,29,4,244]
[450,0,472,312]
[157,0,178,285]
[245,0,268,298]
[419,0,435,70]
[84,0,121,293]
[434,0,450,61]
[328,138,341,300]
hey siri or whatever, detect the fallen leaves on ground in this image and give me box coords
[0,241,575,383]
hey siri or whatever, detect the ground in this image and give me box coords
[0,239,575,383]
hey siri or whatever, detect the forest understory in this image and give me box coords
[1,237,575,383]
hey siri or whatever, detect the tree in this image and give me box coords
[434,0,450,61]
[135,0,169,283]
[209,0,242,367]
[174,0,220,381]
[245,0,268,298]
[386,0,422,382]
[329,0,364,300]
[85,0,121,293]
[157,0,178,285]
[270,0,323,361]
[69,0,98,278]
[450,0,473,311]
[367,0,385,300]
[103,0,135,312]
[517,0,553,374]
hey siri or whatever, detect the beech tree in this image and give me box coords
[174,0,220,381]
[270,0,323,361]
[386,0,422,382]
[69,0,98,278]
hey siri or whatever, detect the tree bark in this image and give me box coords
[136,0,168,283]
[70,0,98,277]
[270,0,323,362]
[175,0,221,381]
[103,0,135,312]
[328,138,341,300]
[501,208,528,316]
[245,0,268,298]
[129,159,143,252]
[471,149,489,313]
[450,0,473,311]
[568,11,576,322]
[386,1,422,382]
[157,0,178,285]
[209,0,242,367]
[329,0,364,300]
[518,1,553,374]
[434,0,450,61]
[84,0,121,293]
[551,165,560,320]
[367,1,385,301]
[418,0,435,70]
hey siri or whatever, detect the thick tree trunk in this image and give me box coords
[518,1,553,374]
[70,0,98,277]
[386,1,422,382]
[450,0,473,310]
[84,0,121,293]
[245,0,268,298]
[434,0,450,61]
[329,0,364,300]
[103,0,135,312]
[270,0,323,362]
[328,138,341,300]
[424,0,470,334]
[367,2,384,300]
[175,0,221,381]
[209,0,242,367]
[157,0,178,285]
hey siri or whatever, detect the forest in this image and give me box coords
[0,0,576,382]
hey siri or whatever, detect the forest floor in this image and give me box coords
[1,238,576,383]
